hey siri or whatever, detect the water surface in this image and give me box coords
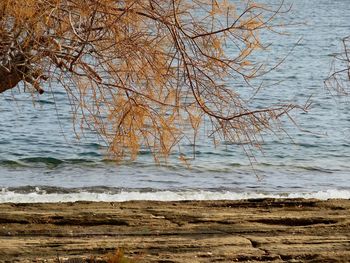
[1,0,350,202]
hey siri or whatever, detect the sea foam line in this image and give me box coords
[0,189,349,203]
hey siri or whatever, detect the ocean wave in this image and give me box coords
[0,158,98,168]
[0,188,349,203]
[0,157,347,173]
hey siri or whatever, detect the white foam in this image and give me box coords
[0,189,349,203]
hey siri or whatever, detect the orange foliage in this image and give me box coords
[0,0,305,161]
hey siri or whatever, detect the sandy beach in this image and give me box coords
[0,198,349,262]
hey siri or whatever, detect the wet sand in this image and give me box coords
[0,198,349,262]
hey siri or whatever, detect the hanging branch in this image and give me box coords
[0,0,306,161]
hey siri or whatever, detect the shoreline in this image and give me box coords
[1,198,350,262]
[1,188,350,203]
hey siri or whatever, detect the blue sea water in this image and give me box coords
[1,0,350,202]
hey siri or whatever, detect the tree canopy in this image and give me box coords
[0,0,302,161]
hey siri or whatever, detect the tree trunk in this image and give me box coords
[0,54,30,93]
[0,67,23,93]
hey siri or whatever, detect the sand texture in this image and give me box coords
[0,199,350,262]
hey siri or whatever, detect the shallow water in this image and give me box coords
[1,0,350,202]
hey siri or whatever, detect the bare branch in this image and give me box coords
[0,0,301,162]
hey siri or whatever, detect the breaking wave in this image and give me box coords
[0,187,349,203]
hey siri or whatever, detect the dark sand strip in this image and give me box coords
[0,199,349,262]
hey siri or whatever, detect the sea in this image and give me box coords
[1,0,350,203]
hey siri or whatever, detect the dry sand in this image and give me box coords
[0,198,350,262]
